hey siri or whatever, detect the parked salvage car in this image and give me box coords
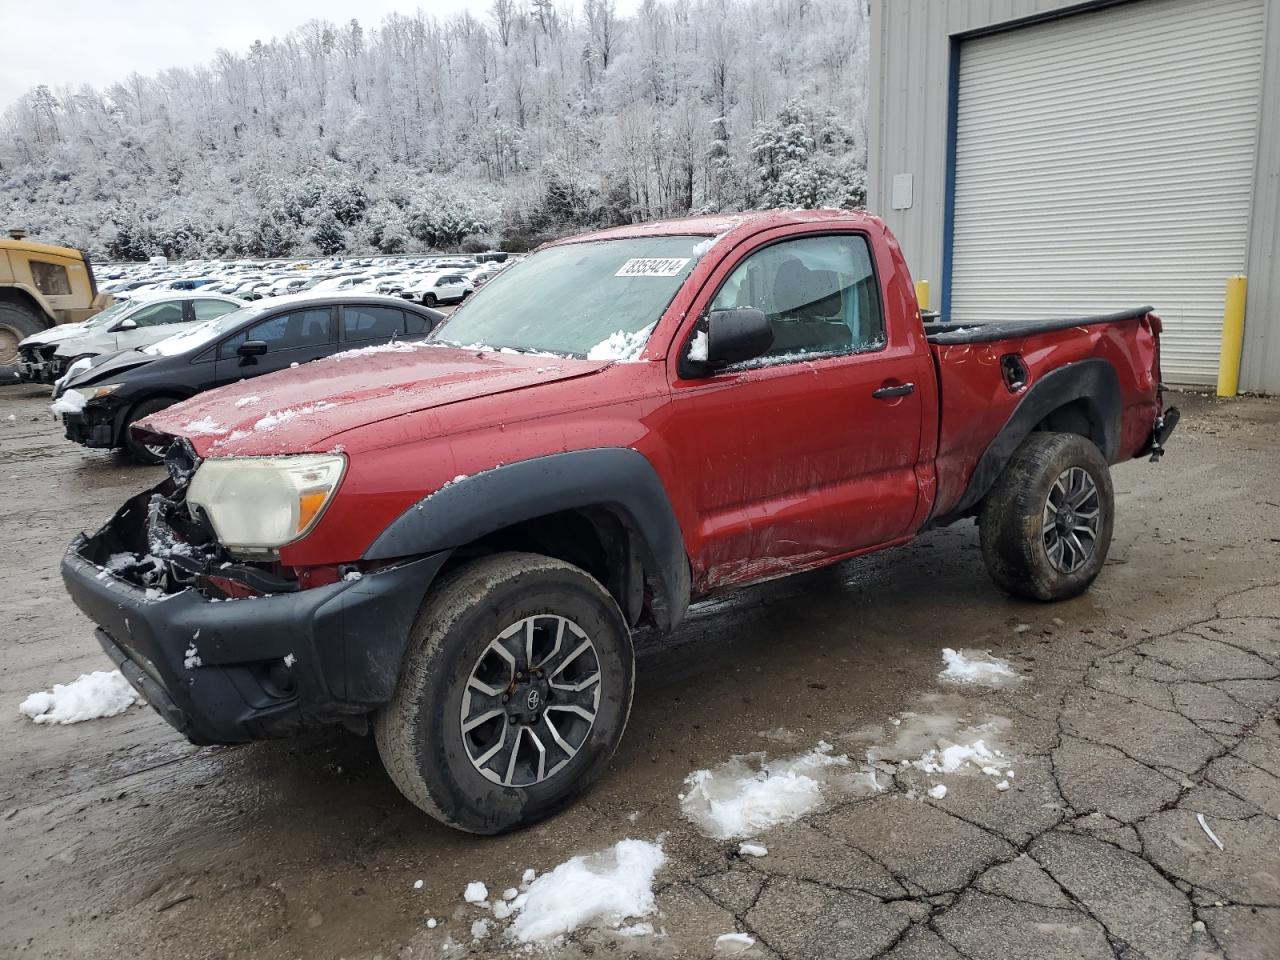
[54,292,442,463]
[15,298,136,383]
[36,293,245,384]
[61,210,1177,834]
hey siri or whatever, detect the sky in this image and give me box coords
[0,0,500,113]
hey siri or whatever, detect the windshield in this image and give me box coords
[429,236,705,357]
[81,300,133,329]
[141,302,267,357]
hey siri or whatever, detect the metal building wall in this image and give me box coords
[868,0,1279,392]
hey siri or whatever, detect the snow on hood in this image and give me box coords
[138,343,611,457]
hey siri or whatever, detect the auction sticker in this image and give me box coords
[615,257,691,277]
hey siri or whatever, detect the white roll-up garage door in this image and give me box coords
[949,0,1264,384]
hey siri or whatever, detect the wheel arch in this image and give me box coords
[0,286,55,326]
[932,358,1121,527]
[363,448,692,632]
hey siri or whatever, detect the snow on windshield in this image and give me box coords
[142,302,267,357]
[431,236,708,358]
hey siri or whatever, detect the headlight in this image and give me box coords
[186,455,347,555]
[86,383,122,399]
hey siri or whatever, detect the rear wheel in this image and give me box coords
[0,302,46,366]
[122,396,179,465]
[375,552,634,834]
[979,432,1114,601]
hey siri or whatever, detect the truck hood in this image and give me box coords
[139,343,609,457]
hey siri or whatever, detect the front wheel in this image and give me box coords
[375,552,634,834]
[423,293,438,307]
[979,432,1114,601]
[122,396,179,465]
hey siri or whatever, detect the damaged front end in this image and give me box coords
[60,439,451,745]
[75,441,304,602]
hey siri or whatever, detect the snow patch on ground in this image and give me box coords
[939,648,1021,687]
[49,389,86,415]
[505,839,665,944]
[715,932,756,954]
[737,842,768,858]
[680,741,866,839]
[586,325,654,362]
[916,739,1004,775]
[928,784,947,800]
[463,881,488,904]
[19,670,141,724]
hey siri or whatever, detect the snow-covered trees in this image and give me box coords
[0,0,870,259]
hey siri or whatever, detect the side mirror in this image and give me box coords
[237,340,268,364]
[696,307,774,370]
[111,318,138,332]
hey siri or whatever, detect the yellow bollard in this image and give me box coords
[915,280,930,311]
[1216,275,1248,397]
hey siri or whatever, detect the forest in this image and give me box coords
[0,0,870,260]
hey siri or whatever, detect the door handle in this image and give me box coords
[872,382,916,399]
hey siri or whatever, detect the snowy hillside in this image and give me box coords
[0,0,870,260]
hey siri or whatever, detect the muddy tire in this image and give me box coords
[0,301,46,367]
[375,552,634,834]
[122,396,179,465]
[979,432,1114,602]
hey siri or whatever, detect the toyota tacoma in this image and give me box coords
[60,210,1177,834]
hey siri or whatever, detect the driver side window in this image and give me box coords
[709,234,885,364]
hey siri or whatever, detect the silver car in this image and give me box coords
[44,293,244,383]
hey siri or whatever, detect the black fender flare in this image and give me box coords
[363,447,692,631]
[931,358,1121,527]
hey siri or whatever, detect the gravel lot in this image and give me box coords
[1,385,1277,960]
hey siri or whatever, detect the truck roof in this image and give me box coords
[0,237,84,259]
[544,208,881,247]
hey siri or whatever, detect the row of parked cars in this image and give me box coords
[98,252,514,307]
[27,290,444,462]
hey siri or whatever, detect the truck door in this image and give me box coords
[667,231,929,589]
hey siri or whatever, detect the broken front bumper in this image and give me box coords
[62,406,117,448]
[60,485,448,744]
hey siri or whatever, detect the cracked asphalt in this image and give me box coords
[1,386,1278,960]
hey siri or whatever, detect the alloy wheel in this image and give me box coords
[1042,466,1102,574]
[460,615,602,787]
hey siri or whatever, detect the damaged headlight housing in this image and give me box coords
[186,455,347,556]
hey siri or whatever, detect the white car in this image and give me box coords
[43,293,244,382]
[402,272,474,307]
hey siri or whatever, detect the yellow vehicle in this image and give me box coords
[1,230,114,367]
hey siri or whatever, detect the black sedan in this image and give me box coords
[55,293,443,463]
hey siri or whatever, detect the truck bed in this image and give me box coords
[925,307,1164,525]
[923,306,1155,345]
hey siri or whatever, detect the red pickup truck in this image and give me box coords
[61,210,1176,833]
